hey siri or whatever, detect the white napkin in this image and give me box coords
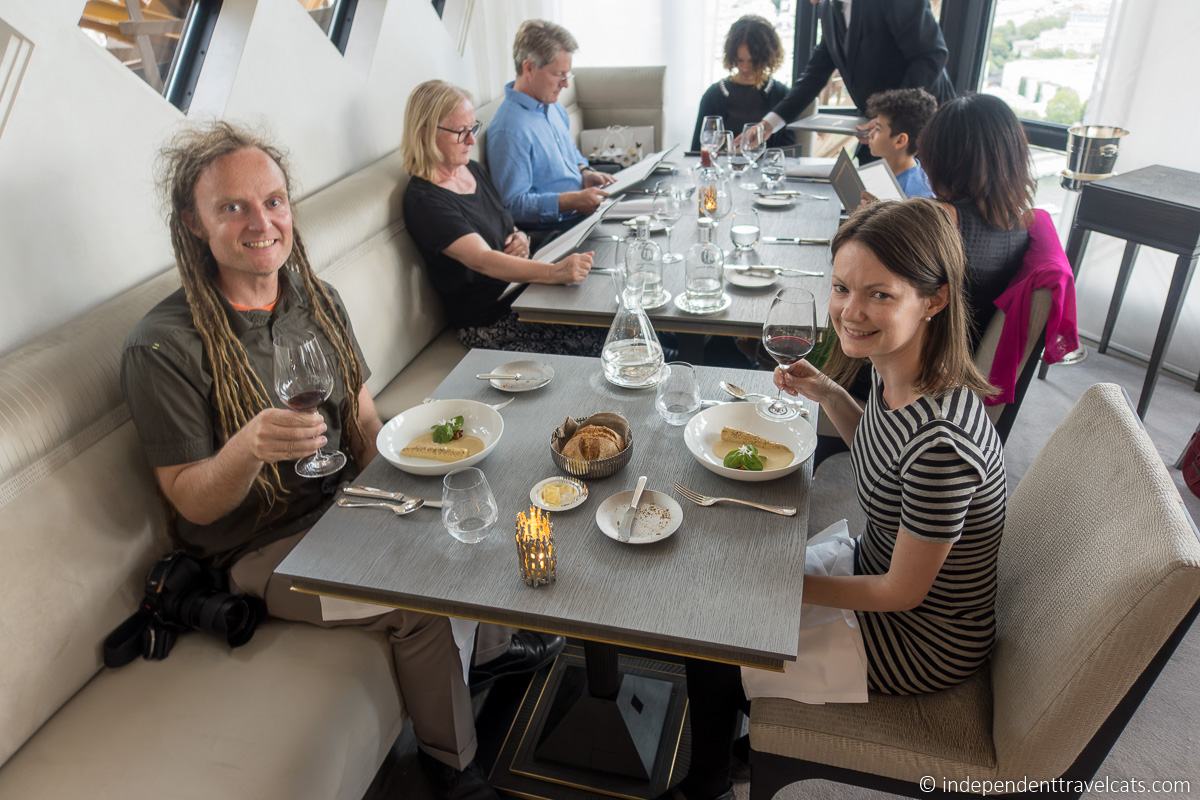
[319,597,478,686]
[740,519,869,704]
[785,157,837,180]
[607,198,657,220]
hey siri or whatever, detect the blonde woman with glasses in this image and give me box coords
[402,79,605,355]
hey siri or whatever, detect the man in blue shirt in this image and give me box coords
[486,20,614,233]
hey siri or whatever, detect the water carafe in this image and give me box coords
[602,272,665,389]
[680,217,730,313]
[624,215,669,309]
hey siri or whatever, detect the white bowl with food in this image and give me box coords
[377,399,504,476]
[683,402,815,482]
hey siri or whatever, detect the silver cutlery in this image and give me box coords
[344,486,443,509]
[672,482,796,517]
[617,475,648,542]
[586,234,624,243]
[725,265,825,278]
[760,236,831,245]
[337,496,424,515]
[476,372,524,381]
[720,381,809,418]
[590,267,620,275]
[757,190,828,201]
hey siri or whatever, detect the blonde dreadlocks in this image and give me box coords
[158,121,365,509]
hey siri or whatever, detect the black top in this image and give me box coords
[773,0,954,121]
[690,79,795,151]
[852,370,1006,694]
[954,200,1029,347]
[404,161,517,328]
[121,274,370,567]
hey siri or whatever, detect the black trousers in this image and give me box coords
[681,658,748,795]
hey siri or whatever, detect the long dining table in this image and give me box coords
[275,348,818,799]
[511,156,842,338]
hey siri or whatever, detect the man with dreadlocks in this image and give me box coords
[120,121,498,800]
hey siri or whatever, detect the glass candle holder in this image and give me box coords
[515,506,557,587]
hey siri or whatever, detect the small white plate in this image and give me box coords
[724,266,777,290]
[489,359,554,393]
[754,195,796,209]
[673,292,732,315]
[621,218,668,233]
[530,477,589,512]
[619,290,671,311]
[596,489,683,544]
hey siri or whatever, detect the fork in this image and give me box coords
[672,482,796,517]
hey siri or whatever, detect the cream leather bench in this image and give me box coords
[0,148,466,800]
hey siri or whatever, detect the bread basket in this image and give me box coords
[550,412,633,479]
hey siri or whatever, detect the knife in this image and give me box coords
[343,485,443,509]
[726,265,825,278]
[616,475,647,542]
[760,236,831,245]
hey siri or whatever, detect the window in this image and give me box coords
[295,0,358,54]
[78,0,219,112]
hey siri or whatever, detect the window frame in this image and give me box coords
[164,0,223,113]
[790,0,1075,149]
[327,0,358,55]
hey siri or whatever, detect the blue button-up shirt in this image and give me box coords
[486,81,587,225]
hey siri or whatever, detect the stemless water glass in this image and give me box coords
[441,467,499,544]
[699,115,724,157]
[653,188,685,265]
[760,148,786,191]
[655,362,701,426]
[741,122,767,190]
[273,330,346,478]
[757,288,817,422]
[729,208,760,251]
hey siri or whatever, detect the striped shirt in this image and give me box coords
[850,371,1006,694]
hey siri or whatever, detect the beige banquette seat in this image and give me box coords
[0,148,465,799]
[751,383,1200,799]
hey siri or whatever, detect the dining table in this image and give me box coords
[511,156,843,339]
[274,348,819,799]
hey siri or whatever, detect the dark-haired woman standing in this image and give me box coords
[919,93,1036,347]
[690,15,796,151]
[658,200,1006,800]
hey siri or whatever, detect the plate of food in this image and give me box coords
[683,402,815,482]
[530,476,589,511]
[377,399,503,476]
[596,489,683,544]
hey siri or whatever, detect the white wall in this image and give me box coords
[1062,0,1200,377]
[0,0,541,356]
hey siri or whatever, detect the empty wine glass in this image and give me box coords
[729,208,760,251]
[655,362,701,426]
[716,131,734,173]
[741,123,767,191]
[760,148,786,191]
[441,467,499,544]
[727,137,752,183]
[653,188,685,265]
[757,288,817,422]
[273,330,346,478]
[699,115,724,158]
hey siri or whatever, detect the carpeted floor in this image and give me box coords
[374,344,1200,799]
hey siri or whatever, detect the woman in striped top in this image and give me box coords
[660,199,1005,800]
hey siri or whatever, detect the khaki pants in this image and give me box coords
[230,531,478,770]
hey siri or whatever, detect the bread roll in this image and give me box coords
[562,424,623,461]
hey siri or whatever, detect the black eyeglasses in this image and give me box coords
[437,121,482,143]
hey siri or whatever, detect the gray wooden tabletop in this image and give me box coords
[511,158,842,337]
[275,349,817,669]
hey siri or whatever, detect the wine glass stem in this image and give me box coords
[666,225,673,256]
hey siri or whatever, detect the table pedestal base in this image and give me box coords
[489,643,689,799]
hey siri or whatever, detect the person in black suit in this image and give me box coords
[758,0,955,157]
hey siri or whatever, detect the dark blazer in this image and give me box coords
[773,0,955,122]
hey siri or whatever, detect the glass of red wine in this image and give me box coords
[757,288,817,422]
[273,330,346,478]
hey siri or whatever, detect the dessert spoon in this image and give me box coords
[720,381,810,418]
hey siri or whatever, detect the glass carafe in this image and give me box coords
[682,217,729,313]
[624,215,669,309]
[602,272,666,389]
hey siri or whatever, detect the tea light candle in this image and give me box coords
[515,506,557,587]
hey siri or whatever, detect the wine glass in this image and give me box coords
[716,131,734,173]
[273,330,347,478]
[727,137,752,184]
[760,148,786,191]
[699,115,724,158]
[741,123,767,191]
[653,188,685,265]
[757,288,817,422]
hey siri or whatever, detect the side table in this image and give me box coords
[1038,165,1200,418]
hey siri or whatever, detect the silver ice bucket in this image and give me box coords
[1060,124,1129,190]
